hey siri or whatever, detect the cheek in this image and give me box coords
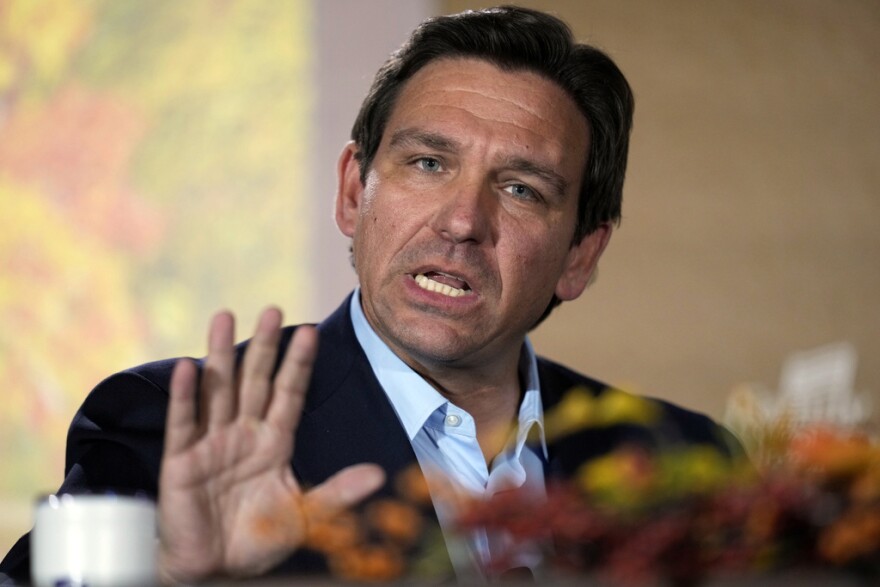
[498,239,537,282]
[502,232,570,288]
[357,183,396,237]
[362,180,403,228]
[353,200,414,275]
[375,195,428,242]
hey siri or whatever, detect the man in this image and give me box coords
[1,6,739,584]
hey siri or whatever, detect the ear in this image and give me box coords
[554,223,613,301]
[335,141,364,238]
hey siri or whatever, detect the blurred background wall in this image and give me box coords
[462,0,879,420]
[1,0,877,555]
[0,0,431,555]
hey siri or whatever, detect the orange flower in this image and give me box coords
[850,463,880,503]
[819,509,880,565]
[744,500,780,543]
[395,463,433,506]
[251,495,306,546]
[366,499,424,546]
[328,544,405,583]
[305,510,363,555]
[787,427,876,481]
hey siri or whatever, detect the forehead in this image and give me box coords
[383,58,589,180]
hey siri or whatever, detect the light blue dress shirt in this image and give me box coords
[349,291,548,580]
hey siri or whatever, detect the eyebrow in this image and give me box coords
[389,128,461,153]
[502,156,569,198]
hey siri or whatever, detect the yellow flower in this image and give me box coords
[544,387,660,443]
[659,445,731,495]
[577,448,656,509]
[595,388,659,427]
[543,387,597,441]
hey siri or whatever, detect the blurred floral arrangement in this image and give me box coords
[454,387,880,585]
[255,385,880,584]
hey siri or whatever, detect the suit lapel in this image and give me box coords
[538,358,610,481]
[291,294,419,492]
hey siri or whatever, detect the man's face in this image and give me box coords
[336,58,610,373]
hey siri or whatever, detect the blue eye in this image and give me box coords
[505,183,538,201]
[416,157,442,172]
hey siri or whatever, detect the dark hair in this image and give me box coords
[351,5,634,244]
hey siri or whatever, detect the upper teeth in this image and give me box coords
[415,274,467,297]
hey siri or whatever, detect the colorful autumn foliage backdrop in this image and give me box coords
[0,0,315,551]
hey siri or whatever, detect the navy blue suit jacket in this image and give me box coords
[0,295,738,582]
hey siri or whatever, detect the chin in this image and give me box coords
[396,331,477,365]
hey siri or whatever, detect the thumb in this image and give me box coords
[305,463,386,516]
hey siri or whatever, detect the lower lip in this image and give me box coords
[403,275,478,309]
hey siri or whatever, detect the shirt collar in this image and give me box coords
[350,290,445,440]
[349,289,548,458]
[515,337,549,460]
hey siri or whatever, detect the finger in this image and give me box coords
[266,326,318,432]
[201,311,237,429]
[165,358,199,457]
[238,307,284,419]
[303,464,386,519]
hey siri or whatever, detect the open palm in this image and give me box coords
[157,309,383,583]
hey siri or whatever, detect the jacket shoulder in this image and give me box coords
[537,356,743,461]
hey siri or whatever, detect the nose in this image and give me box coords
[429,178,494,245]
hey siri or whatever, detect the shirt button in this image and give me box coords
[445,414,462,427]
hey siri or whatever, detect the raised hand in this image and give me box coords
[157,308,385,583]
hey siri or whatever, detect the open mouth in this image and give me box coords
[413,271,472,298]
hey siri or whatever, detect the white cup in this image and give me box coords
[31,494,158,587]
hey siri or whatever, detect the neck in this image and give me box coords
[354,292,528,462]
